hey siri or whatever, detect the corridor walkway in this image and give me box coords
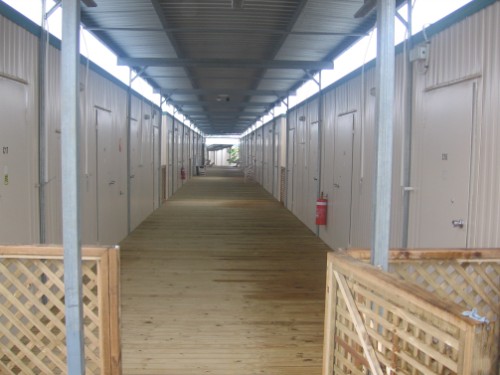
[119,167,331,375]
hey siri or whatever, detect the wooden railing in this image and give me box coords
[323,249,499,375]
[0,245,121,374]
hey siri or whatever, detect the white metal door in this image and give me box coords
[153,126,160,209]
[263,127,273,193]
[129,117,141,230]
[306,121,320,230]
[331,113,354,248]
[168,129,173,198]
[0,78,31,244]
[273,123,280,200]
[286,128,295,209]
[410,82,474,247]
[96,109,126,245]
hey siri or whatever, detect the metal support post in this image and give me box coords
[61,0,85,373]
[126,69,132,233]
[401,0,414,248]
[284,97,290,208]
[171,108,176,194]
[316,71,323,236]
[38,0,48,244]
[371,0,395,271]
[158,96,164,203]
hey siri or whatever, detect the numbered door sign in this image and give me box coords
[3,166,8,186]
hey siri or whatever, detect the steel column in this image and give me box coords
[316,72,323,237]
[61,0,85,373]
[38,0,48,244]
[402,0,414,248]
[127,70,132,233]
[371,0,395,271]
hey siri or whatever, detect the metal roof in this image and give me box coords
[81,0,404,135]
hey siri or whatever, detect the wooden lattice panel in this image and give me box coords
[390,259,500,375]
[345,248,500,374]
[323,252,494,375]
[0,246,121,375]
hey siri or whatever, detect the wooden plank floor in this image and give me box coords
[119,167,330,375]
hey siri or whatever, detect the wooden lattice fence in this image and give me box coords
[323,249,499,375]
[0,246,121,374]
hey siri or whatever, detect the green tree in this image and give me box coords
[227,146,240,165]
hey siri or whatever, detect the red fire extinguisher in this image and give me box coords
[316,193,328,226]
[180,167,186,180]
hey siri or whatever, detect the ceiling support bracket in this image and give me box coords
[303,70,321,89]
[46,0,62,19]
[131,66,148,84]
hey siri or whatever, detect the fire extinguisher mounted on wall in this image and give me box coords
[316,192,328,226]
[180,166,186,180]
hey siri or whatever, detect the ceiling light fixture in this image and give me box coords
[216,94,231,102]
[232,0,244,10]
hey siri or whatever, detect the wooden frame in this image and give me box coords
[0,245,121,374]
[323,249,499,375]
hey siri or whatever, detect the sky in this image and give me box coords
[1,0,473,138]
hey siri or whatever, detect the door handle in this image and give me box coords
[451,219,464,228]
[109,180,116,185]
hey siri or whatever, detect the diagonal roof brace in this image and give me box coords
[354,0,377,18]
[118,57,333,70]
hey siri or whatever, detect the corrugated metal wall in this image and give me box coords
[242,1,500,249]
[0,15,39,244]
[3,2,500,248]
[208,149,231,166]
[0,9,197,245]
[284,97,320,232]
[262,121,274,194]
[240,116,286,200]
[409,2,500,247]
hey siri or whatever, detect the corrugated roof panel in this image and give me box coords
[103,31,177,58]
[276,35,345,60]
[79,0,405,134]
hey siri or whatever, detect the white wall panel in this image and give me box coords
[0,15,39,244]
[262,122,274,194]
[410,2,500,247]
[3,2,500,249]
[0,9,197,246]
[254,127,264,183]
[130,98,156,231]
[273,117,285,200]
[285,98,320,232]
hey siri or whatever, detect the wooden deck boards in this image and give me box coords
[119,167,330,375]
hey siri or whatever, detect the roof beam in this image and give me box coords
[118,58,333,70]
[86,26,367,37]
[182,110,262,115]
[185,114,265,120]
[150,75,308,82]
[172,100,274,107]
[157,88,292,97]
